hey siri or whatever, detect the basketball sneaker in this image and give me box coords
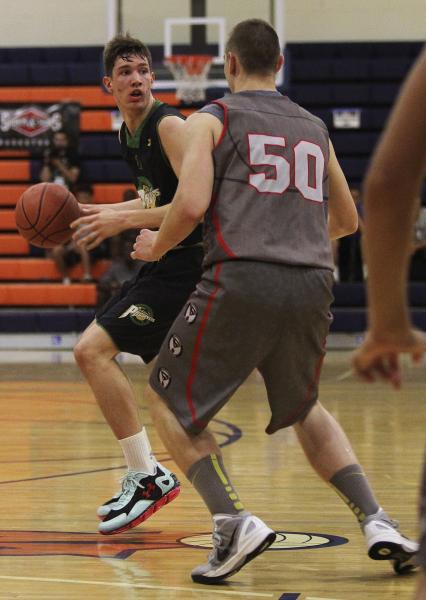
[97,464,180,535]
[362,509,419,574]
[191,513,276,584]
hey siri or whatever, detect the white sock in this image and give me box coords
[119,427,157,475]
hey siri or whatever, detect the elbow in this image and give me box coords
[179,197,206,224]
[346,212,359,236]
[329,213,359,240]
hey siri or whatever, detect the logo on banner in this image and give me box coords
[0,102,80,151]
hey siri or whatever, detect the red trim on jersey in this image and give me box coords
[211,100,228,148]
[185,262,223,429]
[210,194,237,258]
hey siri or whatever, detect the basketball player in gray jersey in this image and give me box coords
[133,19,418,584]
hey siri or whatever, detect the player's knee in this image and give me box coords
[74,333,98,368]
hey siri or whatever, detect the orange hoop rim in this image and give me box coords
[164,54,213,75]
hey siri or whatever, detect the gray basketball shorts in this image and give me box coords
[419,455,426,570]
[150,260,334,435]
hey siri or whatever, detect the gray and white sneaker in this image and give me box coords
[362,510,418,574]
[191,513,276,584]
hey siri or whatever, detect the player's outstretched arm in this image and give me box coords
[71,204,169,250]
[352,48,426,386]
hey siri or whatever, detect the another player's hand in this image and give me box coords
[71,206,120,249]
[131,229,161,261]
[352,328,426,389]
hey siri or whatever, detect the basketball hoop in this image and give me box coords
[164,54,213,104]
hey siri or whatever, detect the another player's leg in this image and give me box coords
[294,402,418,573]
[74,322,180,534]
[146,385,276,584]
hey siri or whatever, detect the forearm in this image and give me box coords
[363,182,416,336]
[152,201,199,257]
[119,205,170,230]
[105,198,142,211]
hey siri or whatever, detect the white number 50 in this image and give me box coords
[248,133,324,202]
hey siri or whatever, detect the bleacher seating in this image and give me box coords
[0,40,424,333]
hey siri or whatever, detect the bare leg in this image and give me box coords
[293,401,358,480]
[74,321,141,439]
[145,387,220,473]
[145,385,220,474]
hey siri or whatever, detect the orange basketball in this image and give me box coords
[15,183,81,248]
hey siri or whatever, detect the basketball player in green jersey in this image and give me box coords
[132,19,418,583]
[71,34,203,535]
[353,48,426,600]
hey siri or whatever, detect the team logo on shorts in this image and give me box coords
[168,334,182,357]
[158,367,171,389]
[184,303,198,324]
[118,304,155,326]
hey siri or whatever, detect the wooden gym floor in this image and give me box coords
[0,350,423,600]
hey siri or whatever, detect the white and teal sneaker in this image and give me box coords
[97,464,180,535]
[191,513,276,584]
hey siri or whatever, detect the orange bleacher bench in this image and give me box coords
[1,209,16,229]
[0,86,177,107]
[0,283,97,306]
[0,234,29,254]
[0,183,135,206]
[0,161,30,181]
[0,258,111,280]
[81,107,193,131]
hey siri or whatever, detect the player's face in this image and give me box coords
[104,54,155,113]
[53,132,68,149]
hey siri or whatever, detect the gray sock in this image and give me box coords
[186,454,245,516]
[329,463,380,524]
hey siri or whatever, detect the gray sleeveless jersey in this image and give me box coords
[202,92,334,270]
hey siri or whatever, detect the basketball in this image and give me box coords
[15,182,81,248]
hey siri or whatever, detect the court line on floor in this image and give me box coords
[0,575,273,597]
[335,368,354,382]
[306,597,343,600]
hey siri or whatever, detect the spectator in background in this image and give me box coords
[337,186,365,281]
[40,129,80,189]
[50,184,107,284]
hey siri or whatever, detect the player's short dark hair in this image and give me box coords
[103,33,152,76]
[226,19,280,75]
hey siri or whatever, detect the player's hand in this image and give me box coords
[131,229,161,261]
[352,328,426,389]
[71,207,120,249]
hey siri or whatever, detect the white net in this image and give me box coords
[164,55,213,104]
